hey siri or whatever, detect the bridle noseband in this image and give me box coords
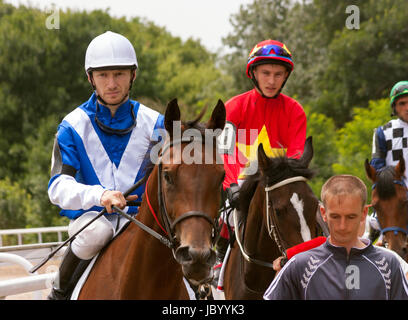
[234,176,308,269]
[146,136,220,251]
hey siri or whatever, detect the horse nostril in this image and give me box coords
[190,247,216,265]
[175,245,192,263]
[175,246,215,265]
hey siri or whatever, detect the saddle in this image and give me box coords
[69,220,131,300]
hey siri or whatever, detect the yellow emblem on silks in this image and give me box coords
[236,125,286,179]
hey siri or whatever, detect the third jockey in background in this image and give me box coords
[214,39,307,284]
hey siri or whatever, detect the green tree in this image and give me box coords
[0,2,232,228]
[222,0,408,127]
[332,98,391,189]
[21,115,68,228]
[304,106,338,197]
[0,178,31,230]
[313,0,408,126]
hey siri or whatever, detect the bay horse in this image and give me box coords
[78,98,226,299]
[365,157,408,261]
[223,137,320,299]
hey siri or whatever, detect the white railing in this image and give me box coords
[0,226,69,300]
[0,226,68,247]
[0,252,57,299]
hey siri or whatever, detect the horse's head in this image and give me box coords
[157,98,226,285]
[365,158,408,260]
[250,137,319,254]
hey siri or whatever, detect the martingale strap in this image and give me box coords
[145,175,168,235]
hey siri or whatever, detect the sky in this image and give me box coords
[5,0,254,52]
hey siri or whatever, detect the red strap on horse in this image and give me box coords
[145,175,168,235]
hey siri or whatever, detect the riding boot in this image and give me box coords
[47,246,90,300]
[212,235,229,287]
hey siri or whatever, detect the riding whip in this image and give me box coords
[29,177,145,273]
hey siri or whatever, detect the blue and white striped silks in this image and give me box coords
[48,93,165,219]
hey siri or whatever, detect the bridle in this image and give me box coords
[371,179,408,238]
[145,136,221,252]
[234,176,308,269]
[265,176,308,257]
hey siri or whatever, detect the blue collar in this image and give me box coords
[92,94,136,135]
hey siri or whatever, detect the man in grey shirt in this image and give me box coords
[264,175,408,300]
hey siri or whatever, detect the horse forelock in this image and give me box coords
[376,166,397,199]
[143,116,217,179]
[238,154,315,224]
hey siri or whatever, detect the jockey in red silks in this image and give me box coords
[214,39,307,284]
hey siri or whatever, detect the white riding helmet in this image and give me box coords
[85,31,138,74]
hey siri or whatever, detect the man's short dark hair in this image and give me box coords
[321,175,367,208]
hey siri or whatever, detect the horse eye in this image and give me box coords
[163,171,174,185]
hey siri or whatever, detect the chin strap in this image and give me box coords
[89,69,137,136]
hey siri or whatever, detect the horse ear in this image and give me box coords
[395,156,406,180]
[258,143,271,173]
[299,136,313,168]
[364,159,377,182]
[165,98,181,137]
[207,99,226,131]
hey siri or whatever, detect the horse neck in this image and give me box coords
[125,167,183,282]
[243,184,280,256]
[241,184,280,271]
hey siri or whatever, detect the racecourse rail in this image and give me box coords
[0,226,68,299]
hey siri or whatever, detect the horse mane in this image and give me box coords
[376,166,397,199]
[238,152,315,224]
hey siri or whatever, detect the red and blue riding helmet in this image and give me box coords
[246,40,294,98]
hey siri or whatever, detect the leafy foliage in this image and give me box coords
[0,0,406,229]
[332,99,391,186]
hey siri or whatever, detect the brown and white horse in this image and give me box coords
[223,137,320,299]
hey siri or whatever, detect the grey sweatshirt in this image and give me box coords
[264,238,408,300]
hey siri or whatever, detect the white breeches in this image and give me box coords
[68,211,127,260]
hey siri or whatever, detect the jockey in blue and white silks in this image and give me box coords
[47,31,165,300]
[48,92,164,219]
